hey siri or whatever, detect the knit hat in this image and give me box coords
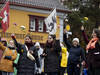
[35,42,40,47]
[72,38,79,43]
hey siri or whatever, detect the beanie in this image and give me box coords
[72,38,79,43]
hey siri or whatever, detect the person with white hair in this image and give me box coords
[63,29,85,75]
[35,42,44,75]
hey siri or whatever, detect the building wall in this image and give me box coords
[0,8,60,43]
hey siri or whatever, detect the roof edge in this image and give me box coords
[0,1,71,13]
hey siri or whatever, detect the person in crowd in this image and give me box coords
[0,38,7,75]
[59,42,68,75]
[8,40,15,49]
[0,38,17,75]
[42,34,61,75]
[11,34,40,75]
[7,40,20,75]
[35,42,44,75]
[63,29,85,75]
[81,26,100,75]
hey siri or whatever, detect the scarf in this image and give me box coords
[46,41,54,48]
[86,38,98,50]
[25,42,34,49]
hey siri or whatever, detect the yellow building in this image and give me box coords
[0,0,70,45]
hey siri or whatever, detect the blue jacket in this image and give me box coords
[64,34,85,64]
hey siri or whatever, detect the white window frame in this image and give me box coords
[38,19,44,32]
[30,18,35,31]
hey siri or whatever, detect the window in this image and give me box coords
[29,15,46,32]
[38,19,44,32]
[30,18,35,31]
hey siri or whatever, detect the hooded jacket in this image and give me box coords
[0,42,17,72]
[35,42,44,73]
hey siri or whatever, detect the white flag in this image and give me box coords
[45,8,57,34]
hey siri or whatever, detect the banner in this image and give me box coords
[45,8,57,34]
[0,1,9,32]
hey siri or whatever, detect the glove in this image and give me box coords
[4,56,12,60]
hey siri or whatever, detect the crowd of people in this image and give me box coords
[0,26,100,75]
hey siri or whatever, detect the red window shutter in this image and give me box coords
[35,18,38,32]
[29,15,46,32]
[43,22,46,32]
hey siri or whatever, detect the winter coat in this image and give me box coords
[12,38,40,75]
[35,47,44,74]
[64,34,85,64]
[82,30,100,68]
[44,40,61,72]
[88,42,100,68]
[60,47,68,67]
[0,42,17,72]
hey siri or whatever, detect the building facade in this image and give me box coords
[0,0,70,45]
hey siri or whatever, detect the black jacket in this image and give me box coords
[44,40,61,72]
[64,34,85,64]
[87,42,100,68]
[12,38,40,75]
[81,30,100,68]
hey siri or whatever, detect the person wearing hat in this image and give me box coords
[35,42,44,75]
[63,29,85,75]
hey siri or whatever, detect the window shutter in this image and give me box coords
[35,18,38,32]
[43,22,46,32]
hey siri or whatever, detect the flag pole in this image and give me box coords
[47,8,56,16]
